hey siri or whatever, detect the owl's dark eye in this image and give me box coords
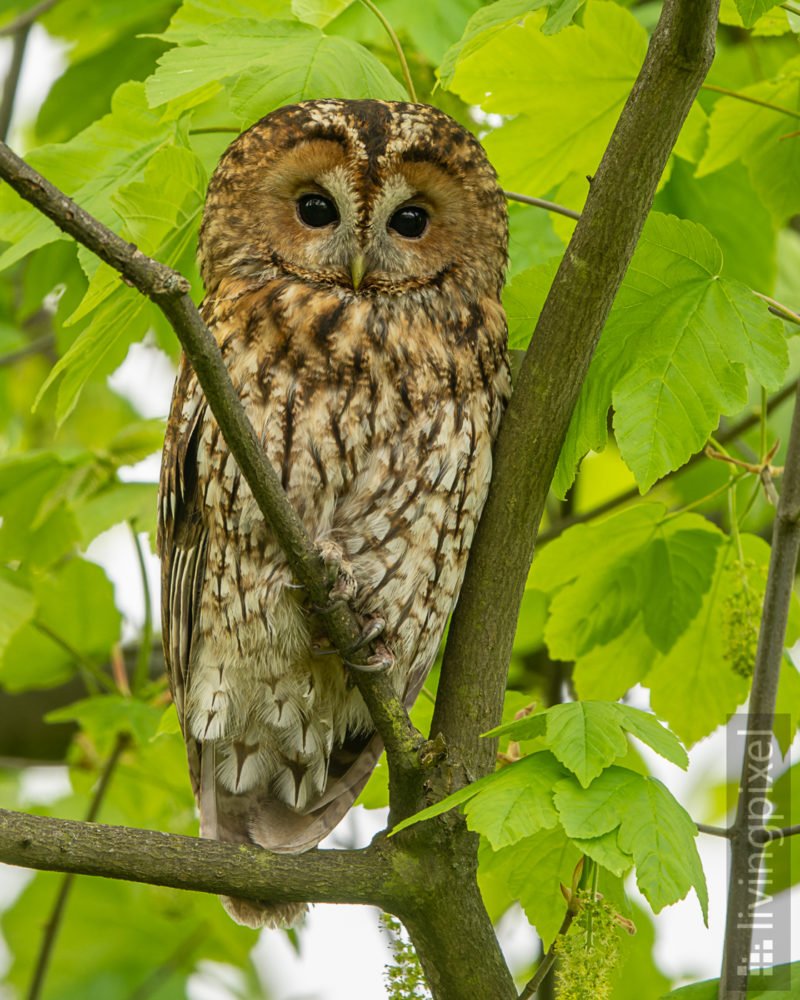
[297,194,339,228]
[388,206,428,239]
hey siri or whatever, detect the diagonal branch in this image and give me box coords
[0,808,393,907]
[433,0,721,782]
[0,142,421,778]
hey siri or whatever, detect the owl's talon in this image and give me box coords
[341,616,386,657]
[346,641,394,673]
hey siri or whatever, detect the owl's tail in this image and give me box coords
[197,735,383,928]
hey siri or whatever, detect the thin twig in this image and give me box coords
[359,0,417,102]
[754,291,800,327]
[27,733,130,1000]
[519,907,576,1000]
[700,83,800,120]
[0,332,55,366]
[129,524,153,694]
[720,383,800,998]
[0,0,59,36]
[0,24,29,141]
[504,190,581,221]
[756,822,800,843]
[780,3,800,16]
[696,822,732,837]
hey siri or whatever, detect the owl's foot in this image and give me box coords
[342,615,385,655]
[316,540,358,604]
[346,640,395,674]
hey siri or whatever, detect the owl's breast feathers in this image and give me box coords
[158,274,509,860]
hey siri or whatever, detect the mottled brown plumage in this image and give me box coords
[157,99,510,928]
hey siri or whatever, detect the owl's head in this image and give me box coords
[199,100,507,299]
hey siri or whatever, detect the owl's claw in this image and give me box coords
[345,641,395,673]
[341,616,385,656]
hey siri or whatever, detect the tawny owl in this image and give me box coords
[157,99,510,928]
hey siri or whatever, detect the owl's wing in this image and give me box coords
[157,361,208,795]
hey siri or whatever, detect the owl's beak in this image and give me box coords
[349,253,367,292]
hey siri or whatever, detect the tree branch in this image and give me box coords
[0,0,60,37]
[432,0,720,781]
[0,141,421,779]
[720,384,800,1000]
[0,22,29,142]
[0,808,393,907]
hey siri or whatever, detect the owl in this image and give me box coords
[157,99,510,928]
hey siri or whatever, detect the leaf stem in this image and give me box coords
[358,0,417,102]
[129,523,153,694]
[662,472,744,521]
[26,733,129,1000]
[700,83,800,121]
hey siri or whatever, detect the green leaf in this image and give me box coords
[733,0,784,29]
[0,451,88,566]
[544,701,628,787]
[448,4,648,194]
[36,146,205,422]
[502,258,558,350]
[35,36,168,145]
[656,159,777,291]
[73,482,157,543]
[104,418,166,467]
[1,559,121,692]
[390,750,566,845]
[292,0,353,26]
[662,962,800,998]
[647,534,768,745]
[555,213,787,494]
[0,83,177,272]
[389,774,494,834]
[479,826,582,947]
[698,57,800,222]
[532,505,722,665]
[570,828,633,878]
[612,705,688,770]
[47,694,162,749]
[437,0,584,89]
[0,573,36,661]
[156,0,293,43]
[489,701,688,784]
[554,767,708,920]
[145,18,406,120]
[462,752,564,848]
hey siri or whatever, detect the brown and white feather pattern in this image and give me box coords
[158,99,509,928]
